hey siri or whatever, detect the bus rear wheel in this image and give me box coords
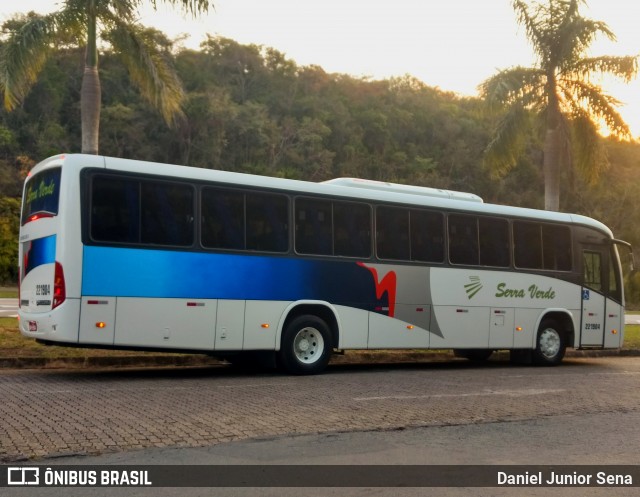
[278,315,332,375]
[533,319,566,366]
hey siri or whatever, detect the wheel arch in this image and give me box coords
[276,301,340,351]
[536,309,576,348]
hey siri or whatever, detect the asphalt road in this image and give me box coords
[10,411,640,497]
[0,299,19,318]
[1,356,640,496]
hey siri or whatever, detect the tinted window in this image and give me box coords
[449,214,479,265]
[201,189,244,250]
[201,189,289,252]
[91,175,194,246]
[513,222,542,269]
[376,207,409,260]
[334,202,371,258]
[479,218,510,267]
[295,198,332,255]
[514,222,572,271]
[91,176,140,243]
[542,225,572,270]
[295,198,371,257]
[22,168,62,225]
[141,182,194,246]
[411,210,444,262]
[246,192,289,252]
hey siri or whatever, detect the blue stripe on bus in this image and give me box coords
[81,246,383,308]
[25,235,57,276]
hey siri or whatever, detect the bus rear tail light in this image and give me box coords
[26,212,54,224]
[53,262,66,309]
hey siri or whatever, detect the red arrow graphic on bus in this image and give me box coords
[357,262,397,318]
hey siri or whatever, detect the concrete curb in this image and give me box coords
[1,348,639,370]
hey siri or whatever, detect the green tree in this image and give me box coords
[0,1,212,154]
[480,0,637,211]
[0,196,20,283]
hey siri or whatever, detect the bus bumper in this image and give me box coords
[18,298,81,343]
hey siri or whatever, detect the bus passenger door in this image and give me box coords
[580,248,606,347]
[604,246,624,349]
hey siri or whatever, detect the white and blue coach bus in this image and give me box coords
[18,154,633,374]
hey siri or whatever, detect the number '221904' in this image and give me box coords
[36,284,50,296]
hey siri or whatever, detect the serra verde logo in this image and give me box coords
[495,282,556,300]
[465,277,556,300]
[464,276,483,299]
[25,179,56,205]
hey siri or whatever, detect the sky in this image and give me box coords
[2,0,640,136]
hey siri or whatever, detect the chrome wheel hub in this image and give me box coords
[293,327,324,364]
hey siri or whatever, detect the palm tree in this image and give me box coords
[0,0,212,154]
[480,0,637,211]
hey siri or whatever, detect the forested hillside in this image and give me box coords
[1,35,640,289]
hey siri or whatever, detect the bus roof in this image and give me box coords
[34,153,614,238]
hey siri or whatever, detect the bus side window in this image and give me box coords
[542,225,572,271]
[514,221,543,269]
[246,193,289,253]
[334,202,371,258]
[583,251,603,292]
[201,188,244,250]
[376,206,409,260]
[411,210,444,263]
[479,217,510,267]
[295,198,332,255]
[141,182,194,246]
[448,214,479,265]
[91,176,140,243]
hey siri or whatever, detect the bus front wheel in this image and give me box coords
[533,319,566,366]
[278,315,332,375]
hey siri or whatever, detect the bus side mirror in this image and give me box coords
[611,239,635,274]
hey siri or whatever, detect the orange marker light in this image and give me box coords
[261,323,270,328]
[406,325,414,330]
[516,326,523,332]
[612,329,618,335]
[96,322,106,329]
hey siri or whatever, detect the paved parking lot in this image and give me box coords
[1,357,640,462]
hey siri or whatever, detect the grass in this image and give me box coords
[1,317,639,362]
[0,287,18,298]
[624,324,640,349]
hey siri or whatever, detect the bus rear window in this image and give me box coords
[22,168,62,225]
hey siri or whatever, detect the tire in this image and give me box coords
[278,315,332,375]
[453,349,493,362]
[533,319,566,366]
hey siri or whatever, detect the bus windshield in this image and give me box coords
[21,168,62,225]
